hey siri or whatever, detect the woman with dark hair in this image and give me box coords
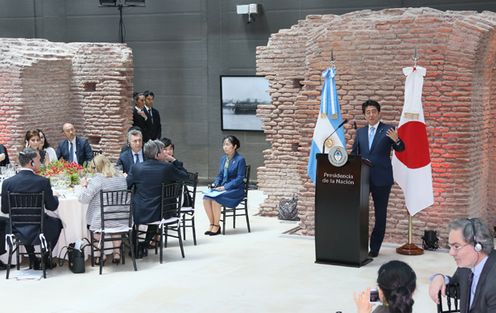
[37,129,57,163]
[354,260,416,313]
[24,129,49,166]
[203,135,246,236]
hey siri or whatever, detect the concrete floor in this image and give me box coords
[0,187,456,313]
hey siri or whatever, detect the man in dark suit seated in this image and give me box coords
[0,216,10,270]
[127,139,189,253]
[117,129,144,174]
[429,218,496,313]
[56,123,93,166]
[351,100,405,258]
[144,90,162,140]
[1,148,62,269]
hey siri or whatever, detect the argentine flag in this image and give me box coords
[307,67,346,184]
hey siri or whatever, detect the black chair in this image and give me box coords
[180,172,198,245]
[220,165,251,235]
[137,183,184,264]
[5,191,50,279]
[437,283,460,313]
[89,189,137,275]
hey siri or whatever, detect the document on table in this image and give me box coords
[203,190,226,197]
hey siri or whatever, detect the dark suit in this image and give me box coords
[144,106,162,140]
[117,149,144,174]
[56,136,93,166]
[1,170,62,251]
[0,144,9,166]
[126,159,188,224]
[448,250,496,313]
[132,107,152,143]
[351,122,404,254]
[0,216,7,255]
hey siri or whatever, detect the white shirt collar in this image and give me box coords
[18,167,34,173]
[369,122,380,131]
[472,254,488,275]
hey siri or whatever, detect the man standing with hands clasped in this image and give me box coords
[351,100,405,258]
[429,218,496,313]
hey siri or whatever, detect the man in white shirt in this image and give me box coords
[429,218,496,313]
[56,123,93,166]
[117,129,144,174]
[351,100,404,257]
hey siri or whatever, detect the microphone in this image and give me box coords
[322,119,348,153]
[355,123,360,156]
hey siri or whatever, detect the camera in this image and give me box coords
[369,288,380,303]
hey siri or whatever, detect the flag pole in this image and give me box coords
[396,48,425,256]
[396,214,424,255]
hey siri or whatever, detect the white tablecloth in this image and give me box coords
[0,191,95,262]
[48,193,89,259]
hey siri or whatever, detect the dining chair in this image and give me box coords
[5,191,50,279]
[89,189,137,275]
[437,282,460,313]
[135,182,184,264]
[180,172,198,245]
[220,165,251,235]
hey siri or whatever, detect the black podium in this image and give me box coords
[314,153,371,267]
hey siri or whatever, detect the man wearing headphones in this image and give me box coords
[1,148,62,270]
[429,218,496,313]
[126,139,189,256]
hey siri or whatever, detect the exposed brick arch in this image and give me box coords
[257,8,496,245]
[0,39,133,160]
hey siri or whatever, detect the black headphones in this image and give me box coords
[468,218,483,252]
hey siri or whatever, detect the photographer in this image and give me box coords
[354,260,416,313]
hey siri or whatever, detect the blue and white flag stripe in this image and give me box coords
[307,67,346,184]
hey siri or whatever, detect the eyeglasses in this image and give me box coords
[448,243,471,252]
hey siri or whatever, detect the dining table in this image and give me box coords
[0,186,110,263]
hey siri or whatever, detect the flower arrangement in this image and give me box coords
[38,160,84,186]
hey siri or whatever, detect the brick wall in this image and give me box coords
[256,8,496,246]
[0,38,133,161]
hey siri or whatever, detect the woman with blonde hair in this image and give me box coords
[79,154,128,264]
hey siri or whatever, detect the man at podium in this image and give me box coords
[351,100,405,257]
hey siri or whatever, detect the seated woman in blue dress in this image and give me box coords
[203,135,246,236]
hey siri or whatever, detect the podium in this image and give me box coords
[314,153,371,267]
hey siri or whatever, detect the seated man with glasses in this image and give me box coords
[428,218,496,313]
[1,148,62,269]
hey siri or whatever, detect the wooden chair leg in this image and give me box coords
[159,225,164,264]
[222,208,226,235]
[245,207,251,232]
[192,215,197,245]
[178,224,185,258]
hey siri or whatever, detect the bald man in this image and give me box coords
[56,123,93,165]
